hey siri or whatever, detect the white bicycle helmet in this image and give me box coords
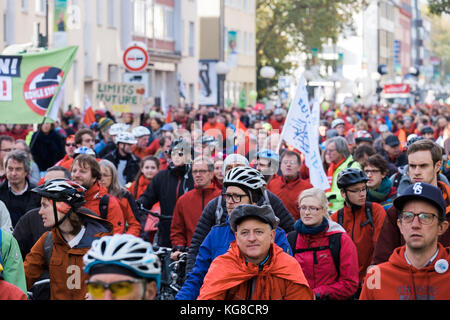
[132,126,151,138]
[83,234,161,287]
[223,166,266,190]
[331,118,345,129]
[74,146,96,157]
[115,131,137,144]
[109,123,130,136]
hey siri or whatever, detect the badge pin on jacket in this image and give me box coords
[435,259,449,274]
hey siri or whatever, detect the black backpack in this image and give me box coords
[287,230,342,277]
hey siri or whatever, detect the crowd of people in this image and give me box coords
[0,98,449,301]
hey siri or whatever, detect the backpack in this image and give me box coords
[287,230,342,277]
[337,201,373,228]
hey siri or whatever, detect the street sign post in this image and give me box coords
[123,44,149,72]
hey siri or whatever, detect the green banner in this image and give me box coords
[0,45,78,124]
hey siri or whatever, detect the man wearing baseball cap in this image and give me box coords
[360,182,450,300]
[198,204,314,300]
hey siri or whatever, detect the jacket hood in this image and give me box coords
[389,243,450,273]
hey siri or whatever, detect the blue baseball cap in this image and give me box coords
[393,182,446,219]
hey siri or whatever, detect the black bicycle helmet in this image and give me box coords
[337,168,369,189]
[32,178,86,208]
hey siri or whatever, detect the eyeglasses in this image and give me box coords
[299,206,323,213]
[65,143,76,147]
[325,148,337,153]
[86,279,143,299]
[364,169,381,175]
[171,151,184,157]
[281,160,298,165]
[192,169,208,175]
[0,148,12,152]
[222,192,248,203]
[346,188,367,194]
[400,211,439,225]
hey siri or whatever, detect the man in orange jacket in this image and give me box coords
[170,156,221,251]
[360,182,450,300]
[198,204,314,300]
[267,150,313,220]
[71,154,125,234]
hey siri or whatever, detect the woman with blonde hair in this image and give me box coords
[287,187,359,300]
[99,159,142,238]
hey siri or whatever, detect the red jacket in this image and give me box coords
[83,182,125,234]
[117,196,141,237]
[128,175,151,199]
[198,241,314,300]
[330,202,386,282]
[293,222,359,300]
[53,154,74,171]
[0,280,27,300]
[360,243,450,300]
[267,175,313,220]
[170,183,221,247]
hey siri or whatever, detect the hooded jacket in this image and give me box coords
[83,181,125,234]
[292,220,359,300]
[360,243,450,300]
[198,241,314,300]
[372,181,450,265]
[138,163,194,247]
[330,201,386,282]
[176,218,291,300]
[170,183,221,248]
[24,210,113,300]
[103,149,140,185]
[267,174,314,220]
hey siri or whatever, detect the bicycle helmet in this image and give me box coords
[223,166,266,190]
[83,234,161,288]
[337,168,369,189]
[331,118,345,129]
[115,131,137,145]
[355,130,373,143]
[222,154,249,176]
[109,123,129,136]
[32,178,86,208]
[132,126,151,138]
[74,146,96,157]
[170,138,190,153]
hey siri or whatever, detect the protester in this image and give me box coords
[131,126,152,159]
[360,182,450,300]
[288,188,359,300]
[83,234,161,300]
[53,135,77,171]
[14,139,40,185]
[0,135,15,181]
[99,159,142,237]
[330,168,386,285]
[0,227,27,294]
[325,136,362,212]
[103,131,140,186]
[24,179,113,299]
[381,134,408,176]
[71,154,125,234]
[0,262,27,300]
[255,149,280,183]
[267,150,313,220]
[74,128,96,151]
[0,150,41,227]
[94,117,115,156]
[29,122,65,173]
[198,204,314,300]
[372,139,450,264]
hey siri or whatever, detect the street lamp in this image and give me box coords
[260,66,276,100]
[215,61,230,109]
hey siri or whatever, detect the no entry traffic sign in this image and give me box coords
[123,45,149,72]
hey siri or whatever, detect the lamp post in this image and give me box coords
[215,61,230,109]
[260,66,276,100]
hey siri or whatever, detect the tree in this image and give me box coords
[256,0,367,100]
[428,0,450,15]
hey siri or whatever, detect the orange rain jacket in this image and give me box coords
[198,241,314,300]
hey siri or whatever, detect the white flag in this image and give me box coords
[281,76,329,190]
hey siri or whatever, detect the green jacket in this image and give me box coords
[0,229,27,294]
[326,155,362,212]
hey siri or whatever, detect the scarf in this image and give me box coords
[367,176,392,202]
[294,217,329,235]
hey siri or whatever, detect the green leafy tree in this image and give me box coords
[256,0,367,100]
[428,0,450,15]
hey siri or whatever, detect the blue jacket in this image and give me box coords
[175,219,291,300]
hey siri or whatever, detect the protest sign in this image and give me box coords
[93,81,145,113]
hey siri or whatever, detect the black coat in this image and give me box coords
[185,189,295,273]
[138,163,194,247]
[0,179,42,227]
[30,130,65,171]
[103,149,141,184]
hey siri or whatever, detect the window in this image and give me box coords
[107,0,116,28]
[97,0,102,26]
[133,0,145,34]
[188,22,195,56]
[154,5,174,40]
[108,64,118,82]
[21,0,29,12]
[35,0,46,14]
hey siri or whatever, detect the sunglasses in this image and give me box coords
[86,279,143,299]
[66,143,76,147]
